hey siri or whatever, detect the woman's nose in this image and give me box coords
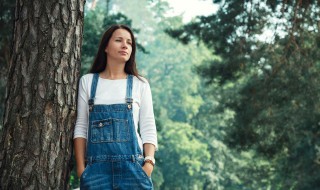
[122,42,128,49]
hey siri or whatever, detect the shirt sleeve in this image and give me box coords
[73,76,89,139]
[139,80,158,150]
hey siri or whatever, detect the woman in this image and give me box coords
[73,24,158,189]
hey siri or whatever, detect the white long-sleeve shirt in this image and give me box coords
[73,73,158,151]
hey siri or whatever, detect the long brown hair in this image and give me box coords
[89,24,141,79]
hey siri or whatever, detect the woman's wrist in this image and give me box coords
[144,156,155,165]
[144,159,155,167]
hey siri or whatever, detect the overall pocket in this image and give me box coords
[90,118,130,143]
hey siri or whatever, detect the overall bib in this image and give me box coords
[80,73,153,190]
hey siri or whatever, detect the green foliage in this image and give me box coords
[69,156,80,189]
[81,5,106,73]
[137,17,211,122]
[167,0,320,189]
[157,119,210,189]
[135,12,214,188]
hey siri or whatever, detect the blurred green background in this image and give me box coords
[1,0,320,189]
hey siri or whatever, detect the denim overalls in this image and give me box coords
[80,73,153,190]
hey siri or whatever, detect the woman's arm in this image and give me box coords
[143,143,156,177]
[74,138,87,177]
[139,80,158,151]
[139,79,158,177]
[73,76,90,177]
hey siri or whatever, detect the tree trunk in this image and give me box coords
[0,0,85,189]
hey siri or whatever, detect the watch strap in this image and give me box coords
[144,156,155,165]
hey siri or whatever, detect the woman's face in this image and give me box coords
[105,29,133,63]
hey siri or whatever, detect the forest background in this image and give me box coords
[0,0,319,189]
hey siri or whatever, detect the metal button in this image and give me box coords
[99,123,103,127]
[128,104,131,109]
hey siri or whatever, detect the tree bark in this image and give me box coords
[0,0,85,189]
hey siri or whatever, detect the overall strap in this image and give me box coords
[126,75,133,109]
[88,73,99,112]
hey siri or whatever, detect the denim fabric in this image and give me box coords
[80,73,153,190]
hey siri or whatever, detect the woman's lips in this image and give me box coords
[119,51,128,55]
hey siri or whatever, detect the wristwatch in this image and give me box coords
[144,156,155,166]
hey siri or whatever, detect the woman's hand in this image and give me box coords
[142,162,154,177]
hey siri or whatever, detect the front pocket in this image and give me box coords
[90,118,130,143]
[136,158,152,179]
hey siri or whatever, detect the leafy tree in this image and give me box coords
[157,120,210,189]
[136,15,214,189]
[167,0,320,189]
